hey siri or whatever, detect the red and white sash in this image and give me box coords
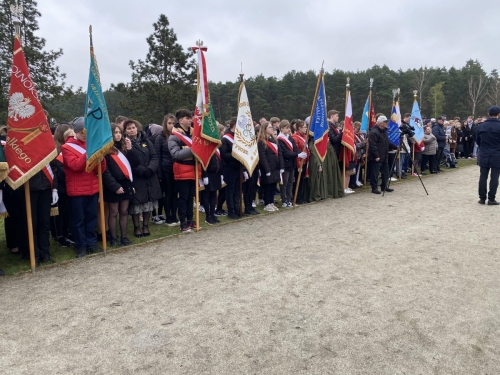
[215,148,221,159]
[223,134,234,143]
[42,165,54,189]
[266,140,278,156]
[277,134,293,151]
[66,142,86,155]
[174,132,193,147]
[56,152,64,163]
[110,151,133,182]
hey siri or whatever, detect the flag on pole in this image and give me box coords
[5,36,56,189]
[191,46,221,170]
[309,75,329,162]
[360,96,370,133]
[84,27,113,172]
[388,103,400,146]
[233,81,259,176]
[341,91,355,155]
[410,100,425,143]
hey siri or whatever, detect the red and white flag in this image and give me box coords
[5,36,56,189]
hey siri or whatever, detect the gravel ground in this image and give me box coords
[1,165,499,375]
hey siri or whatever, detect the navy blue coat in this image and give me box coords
[432,123,446,148]
[476,118,500,169]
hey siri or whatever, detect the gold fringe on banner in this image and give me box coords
[0,161,9,182]
[85,139,114,173]
[0,211,9,219]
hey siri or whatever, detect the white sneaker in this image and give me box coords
[287,202,293,207]
[344,188,354,194]
[264,204,274,211]
[271,204,279,211]
[390,177,398,181]
[258,199,264,205]
[199,205,205,213]
[282,202,288,208]
[252,201,256,208]
[356,181,363,187]
[152,216,165,225]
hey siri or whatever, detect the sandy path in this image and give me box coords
[1,165,499,374]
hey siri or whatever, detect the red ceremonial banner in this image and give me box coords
[5,37,56,189]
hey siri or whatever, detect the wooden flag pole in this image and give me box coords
[238,70,244,217]
[24,182,36,272]
[343,78,349,191]
[293,62,324,207]
[98,161,107,256]
[364,78,373,186]
[343,148,346,191]
[412,144,415,176]
[195,159,200,232]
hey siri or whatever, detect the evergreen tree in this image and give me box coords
[0,0,69,121]
[114,14,196,125]
[429,82,445,118]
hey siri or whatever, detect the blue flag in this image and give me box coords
[309,77,329,161]
[410,100,425,143]
[84,45,113,172]
[387,103,400,146]
[360,95,370,133]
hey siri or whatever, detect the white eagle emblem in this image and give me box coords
[8,92,35,121]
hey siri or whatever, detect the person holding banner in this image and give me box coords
[62,117,106,258]
[220,117,242,220]
[103,124,134,246]
[291,120,309,204]
[258,122,284,211]
[124,119,162,238]
[168,109,200,233]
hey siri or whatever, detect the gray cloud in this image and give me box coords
[37,0,499,90]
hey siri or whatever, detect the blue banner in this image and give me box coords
[309,78,328,144]
[387,103,400,146]
[360,95,370,133]
[410,101,425,143]
[84,49,113,172]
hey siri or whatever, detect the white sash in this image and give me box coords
[277,134,293,150]
[67,142,86,154]
[174,132,193,145]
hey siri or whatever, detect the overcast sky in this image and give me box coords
[36,0,498,91]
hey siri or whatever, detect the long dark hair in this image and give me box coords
[162,114,176,143]
[111,123,126,153]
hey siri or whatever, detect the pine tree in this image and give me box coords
[115,14,196,125]
[0,0,69,121]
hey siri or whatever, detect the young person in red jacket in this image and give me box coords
[291,120,310,204]
[167,109,201,233]
[61,117,106,258]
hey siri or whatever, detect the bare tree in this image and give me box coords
[468,73,488,117]
[487,70,500,106]
[413,67,428,109]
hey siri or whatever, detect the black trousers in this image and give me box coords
[262,183,275,205]
[224,167,240,214]
[217,187,226,211]
[370,161,389,191]
[202,190,217,218]
[434,147,444,171]
[4,185,21,250]
[243,176,257,210]
[293,170,306,203]
[421,154,435,172]
[176,179,195,223]
[54,192,72,238]
[388,152,397,177]
[479,167,500,201]
[162,172,178,221]
[18,189,52,260]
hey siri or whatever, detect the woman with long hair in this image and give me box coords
[291,119,309,204]
[123,119,162,237]
[154,114,178,226]
[103,124,134,246]
[257,121,284,211]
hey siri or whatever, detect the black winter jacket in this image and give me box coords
[258,137,284,185]
[328,121,343,157]
[55,159,66,195]
[154,133,174,176]
[127,132,162,205]
[202,153,222,192]
[368,125,398,162]
[220,130,241,171]
[29,160,57,191]
[278,135,299,171]
[432,123,446,148]
[476,118,500,169]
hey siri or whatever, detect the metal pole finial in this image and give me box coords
[369,78,374,89]
[346,77,350,89]
[11,1,23,37]
[239,63,244,83]
[413,90,418,97]
[196,39,204,47]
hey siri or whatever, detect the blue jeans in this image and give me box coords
[71,194,98,251]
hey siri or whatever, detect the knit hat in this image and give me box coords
[149,124,163,137]
[73,117,85,133]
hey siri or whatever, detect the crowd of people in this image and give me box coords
[1,105,498,276]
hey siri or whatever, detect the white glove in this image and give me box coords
[203,177,209,185]
[298,152,307,159]
[198,178,204,186]
[221,175,225,185]
[280,169,284,174]
[421,147,425,151]
[51,189,59,205]
[243,172,249,180]
[266,172,271,177]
